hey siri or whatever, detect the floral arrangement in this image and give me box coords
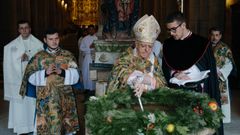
[86,87,223,135]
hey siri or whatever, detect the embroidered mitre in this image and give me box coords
[133,14,161,44]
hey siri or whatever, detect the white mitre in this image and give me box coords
[133,14,161,45]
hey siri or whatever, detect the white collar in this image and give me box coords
[46,47,60,54]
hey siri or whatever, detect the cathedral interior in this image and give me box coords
[0,0,240,134]
[1,0,240,70]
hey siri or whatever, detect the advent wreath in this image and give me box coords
[86,87,223,135]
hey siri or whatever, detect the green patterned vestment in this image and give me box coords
[20,49,79,134]
[107,47,167,93]
[212,41,234,104]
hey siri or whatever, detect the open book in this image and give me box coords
[170,70,210,86]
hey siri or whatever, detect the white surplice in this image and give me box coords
[78,37,84,69]
[3,34,43,134]
[80,34,98,90]
[218,58,233,123]
[152,40,163,66]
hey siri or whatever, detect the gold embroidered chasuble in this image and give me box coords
[20,49,79,134]
[107,47,166,92]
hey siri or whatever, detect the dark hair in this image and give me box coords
[17,20,31,28]
[165,11,185,24]
[208,26,222,35]
[88,25,95,29]
[44,27,59,37]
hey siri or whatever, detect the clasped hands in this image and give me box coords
[21,53,29,61]
[46,64,62,75]
[90,43,95,48]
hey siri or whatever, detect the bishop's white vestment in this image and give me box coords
[3,34,43,134]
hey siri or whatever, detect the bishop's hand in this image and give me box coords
[134,83,147,97]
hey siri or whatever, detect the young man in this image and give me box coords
[3,20,43,134]
[162,12,223,135]
[19,27,80,135]
[209,27,234,123]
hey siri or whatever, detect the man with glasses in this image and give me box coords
[162,12,224,135]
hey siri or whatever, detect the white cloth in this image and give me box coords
[152,40,163,65]
[3,34,43,134]
[28,68,80,86]
[80,35,98,90]
[127,70,144,89]
[170,66,210,86]
[78,37,84,69]
[218,58,233,123]
[8,97,36,135]
[4,35,43,101]
[169,65,210,88]
[152,40,162,57]
[126,49,156,97]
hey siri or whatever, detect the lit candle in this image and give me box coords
[61,0,64,6]
[64,3,67,10]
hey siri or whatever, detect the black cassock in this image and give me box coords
[162,33,223,135]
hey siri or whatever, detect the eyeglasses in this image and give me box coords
[167,22,182,33]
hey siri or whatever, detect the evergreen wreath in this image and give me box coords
[86,87,223,135]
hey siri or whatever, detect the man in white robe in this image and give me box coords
[78,29,88,69]
[3,20,43,134]
[80,25,98,91]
